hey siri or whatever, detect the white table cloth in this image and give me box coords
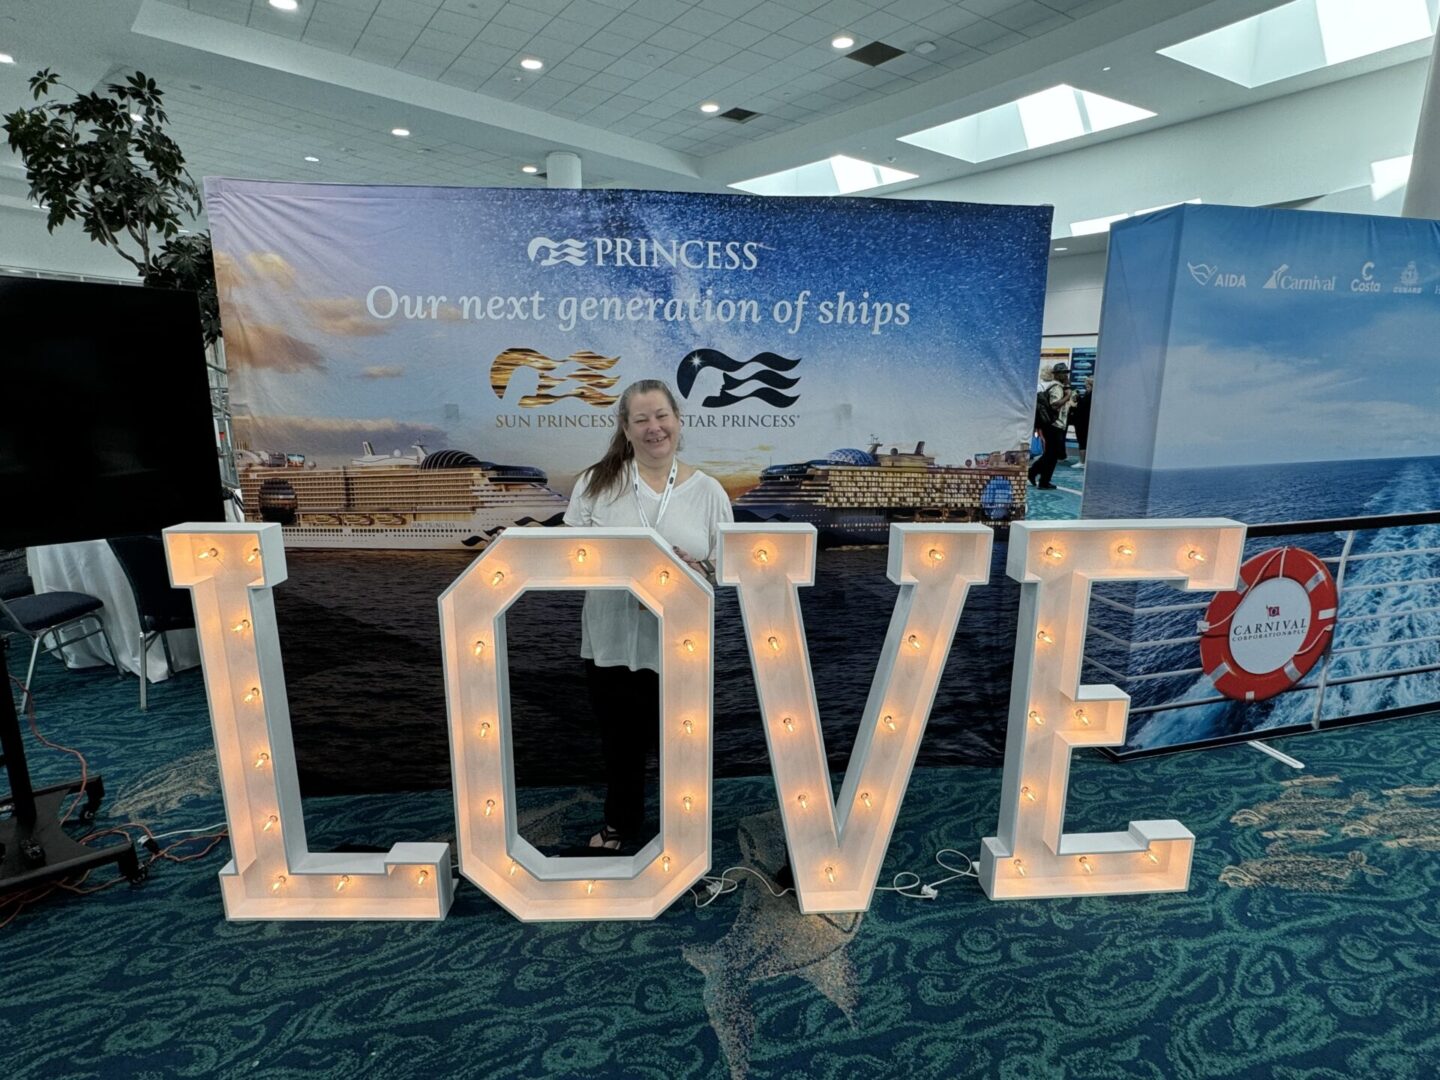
[26,540,200,683]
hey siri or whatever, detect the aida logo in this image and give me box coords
[1188,262,1245,288]
[490,348,619,407]
[1187,262,1218,286]
[526,237,587,266]
[677,349,800,408]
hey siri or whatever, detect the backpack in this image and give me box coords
[1035,383,1061,429]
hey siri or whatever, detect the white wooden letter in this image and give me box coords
[719,523,992,913]
[440,527,714,921]
[164,523,453,920]
[979,519,1245,899]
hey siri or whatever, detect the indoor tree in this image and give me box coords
[3,68,220,344]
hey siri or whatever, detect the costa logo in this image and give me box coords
[1198,546,1338,702]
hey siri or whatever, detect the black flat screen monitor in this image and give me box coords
[0,277,225,548]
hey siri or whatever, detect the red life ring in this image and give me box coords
[1198,546,1338,702]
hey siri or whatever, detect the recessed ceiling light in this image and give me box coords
[1053,246,1069,252]
[130,113,142,123]
[521,164,538,174]
[700,102,720,113]
[268,0,300,11]
[914,41,937,55]
[832,35,855,49]
[520,57,544,71]
[304,155,320,162]
[1102,65,1112,71]
[391,127,410,137]
[0,53,14,65]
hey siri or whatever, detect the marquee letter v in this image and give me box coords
[718,524,992,913]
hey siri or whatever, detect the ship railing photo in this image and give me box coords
[1079,510,1440,733]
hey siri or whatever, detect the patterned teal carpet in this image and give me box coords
[2,651,1437,1079]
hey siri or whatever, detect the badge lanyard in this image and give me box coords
[632,458,678,529]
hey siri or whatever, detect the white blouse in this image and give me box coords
[563,465,734,673]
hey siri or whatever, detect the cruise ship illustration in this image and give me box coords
[733,441,1026,546]
[236,443,568,550]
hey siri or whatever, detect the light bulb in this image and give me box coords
[1144,850,1160,865]
[472,639,486,657]
[336,875,350,892]
[682,718,694,735]
[491,570,505,586]
[1037,629,1054,644]
[662,855,672,872]
[1044,545,1064,561]
[270,875,286,893]
[767,635,780,652]
[231,619,250,634]
[254,751,270,769]
[262,814,277,832]
[1013,858,1026,877]
[659,569,670,585]
[1116,543,1135,557]
[508,860,518,877]
[682,638,695,654]
[576,547,587,563]
[479,721,491,738]
[907,634,921,651]
[860,791,872,809]
[245,547,260,563]
[782,716,795,733]
[197,547,218,560]
[824,865,836,883]
[797,793,809,809]
[755,547,769,563]
[1187,549,1206,563]
[682,795,693,812]
[1075,709,1090,726]
[243,686,261,703]
[586,880,595,895]
[484,799,495,817]
[416,870,429,886]
[928,548,944,564]
[1028,710,1044,725]
[1021,785,1037,803]
[882,714,897,732]
[1079,856,1094,874]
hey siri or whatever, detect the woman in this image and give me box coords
[563,379,733,850]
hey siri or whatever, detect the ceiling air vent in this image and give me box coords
[846,41,904,67]
[720,107,759,123]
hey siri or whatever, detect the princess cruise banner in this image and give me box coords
[205,181,1052,795]
[1084,203,1440,757]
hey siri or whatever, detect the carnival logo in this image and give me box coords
[1264,263,1336,292]
[526,237,587,266]
[490,347,620,407]
[677,349,800,408]
[1187,262,1218,286]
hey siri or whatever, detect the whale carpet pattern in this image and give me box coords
[0,654,1436,1080]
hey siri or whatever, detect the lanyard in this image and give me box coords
[632,458,678,529]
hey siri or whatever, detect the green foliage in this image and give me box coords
[3,68,220,344]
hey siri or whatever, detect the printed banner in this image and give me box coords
[205,182,1053,794]
[1084,203,1440,756]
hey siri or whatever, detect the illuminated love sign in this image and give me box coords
[165,517,1242,922]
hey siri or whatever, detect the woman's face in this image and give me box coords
[624,390,681,467]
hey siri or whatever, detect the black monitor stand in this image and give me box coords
[0,637,143,895]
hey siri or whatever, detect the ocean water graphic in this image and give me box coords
[1083,456,1440,753]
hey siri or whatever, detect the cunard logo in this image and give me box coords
[1394,260,1423,294]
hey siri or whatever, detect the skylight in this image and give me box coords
[729,155,917,197]
[896,85,1155,164]
[1158,0,1438,88]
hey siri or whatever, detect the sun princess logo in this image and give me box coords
[527,235,764,270]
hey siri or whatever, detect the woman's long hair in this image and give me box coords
[582,379,682,500]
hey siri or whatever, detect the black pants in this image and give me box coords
[1028,424,1069,486]
[584,660,659,836]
